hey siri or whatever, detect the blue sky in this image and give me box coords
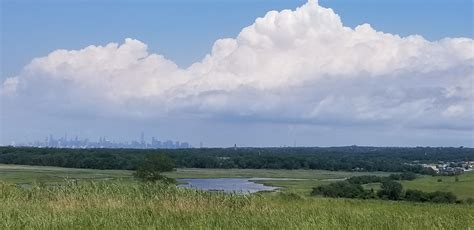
[1,0,473,147]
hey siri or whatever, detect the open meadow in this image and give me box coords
[259,171,474,198]
[402,172,474,199]
[1,180,473,230]
[1,164,473,198]
[1,164,473,229]
[0,163,391,184]
[0,164,133,184]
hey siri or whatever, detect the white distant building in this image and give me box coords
[421,164,439,173]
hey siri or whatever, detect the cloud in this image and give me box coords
[2,0,473,130]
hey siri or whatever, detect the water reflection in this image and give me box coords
[177,178,280,194]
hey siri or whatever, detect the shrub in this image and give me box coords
[134,153,176,183]
[405,189,429,202]
[377,180,403,200]
[388,174,401,180]
[311,181,366,198]
[428,191,457,203]
[400,172,417,180]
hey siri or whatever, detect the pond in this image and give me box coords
[177,178,280,194]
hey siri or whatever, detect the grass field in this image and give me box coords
[0,164,388,179]
[1,164,472,199]
[255,179,328,195]
[1,181,473,230]
[0,164,133,184]
[402,172,474,199]
[166,168,392,179]
[261,172,474,199]
[0,163,391,183]
[1,164,473,229]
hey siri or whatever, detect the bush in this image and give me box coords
[311,181,367,198]
[403,190,457,204]
[428,191,457,203]
[377,180,403,200]
[134,153,176,183]
[388,174,401,180]
[400,172,417,180]
[465,198,474,205]
[360,189,377,199]
[405,189,429,202]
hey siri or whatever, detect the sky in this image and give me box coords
[1,0,473,147]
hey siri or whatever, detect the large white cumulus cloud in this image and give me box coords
[2,0,473,129]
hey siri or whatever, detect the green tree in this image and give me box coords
[134,154,176,183]
[377,180,403,200]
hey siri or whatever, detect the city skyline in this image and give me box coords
[13,132,191,149]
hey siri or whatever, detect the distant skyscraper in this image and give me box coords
[140,132,145,147]
[49,134,53,146]
[15,132,190,149]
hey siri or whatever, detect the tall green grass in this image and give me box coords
[1,181,473,229]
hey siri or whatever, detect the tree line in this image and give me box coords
[312,174,465,204]
[0,146,472,173]
[346,172,417,185]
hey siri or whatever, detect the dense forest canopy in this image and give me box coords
[0,146,472,173]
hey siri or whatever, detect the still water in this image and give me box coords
[177,178,280,194]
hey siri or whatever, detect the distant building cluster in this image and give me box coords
[16,132,191,149]
[421,161,474,176]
